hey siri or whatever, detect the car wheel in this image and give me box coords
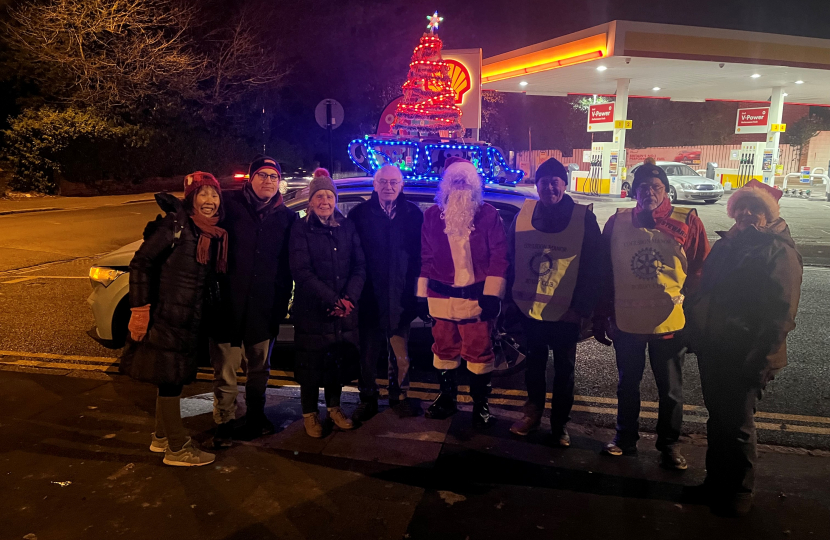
[704,199,716,204]
[669,187,678,203]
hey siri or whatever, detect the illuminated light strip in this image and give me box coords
[482,50,605,83]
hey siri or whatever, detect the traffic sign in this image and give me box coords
[315,99,344,130]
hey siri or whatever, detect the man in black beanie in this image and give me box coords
[210,155,295,448]
[506,158,604,446]
[593,162,709,470]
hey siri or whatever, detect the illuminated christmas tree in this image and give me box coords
[391,12,464,139]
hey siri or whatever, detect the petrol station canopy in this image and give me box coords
[481,20,830,104]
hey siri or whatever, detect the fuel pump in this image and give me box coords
[736,142,766,188]
[572,142,621,196]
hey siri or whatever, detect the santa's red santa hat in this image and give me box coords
[727,179,781,221]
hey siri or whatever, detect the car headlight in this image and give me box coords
[89,267,125,287]
[680,182,693,189]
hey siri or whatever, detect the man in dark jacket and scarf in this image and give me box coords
[594,164,710,470]
[349,164,424,421]
[685,180,802,516]
[210,156,295,448]
[506,158,604,446]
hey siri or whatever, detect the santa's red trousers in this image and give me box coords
[431,318,496,374]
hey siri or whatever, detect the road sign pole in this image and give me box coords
[316,98,343,172]
[326,101,334,172]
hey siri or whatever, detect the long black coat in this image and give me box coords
[289,212,366,387]
[348,192,423,330]
[213,189,295,345]
[122,193,219,385]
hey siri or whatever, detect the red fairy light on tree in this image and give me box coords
[391,12,463,139]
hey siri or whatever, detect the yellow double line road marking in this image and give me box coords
[2,349,830,436]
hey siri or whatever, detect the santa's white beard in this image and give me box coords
[442,190,478,238]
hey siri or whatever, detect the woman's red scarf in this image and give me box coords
[190,212,228,273]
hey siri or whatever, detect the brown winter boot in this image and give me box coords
[303,412,324,438]
[510,404,542,436]
[328,407,355,430]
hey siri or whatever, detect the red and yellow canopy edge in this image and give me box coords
[482,34,608,83]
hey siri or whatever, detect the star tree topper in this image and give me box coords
[426,11,443,34]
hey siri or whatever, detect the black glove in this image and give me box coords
[478,295,501,321]
[592,317,613,346]
[417,298,432,322]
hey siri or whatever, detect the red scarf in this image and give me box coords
[633,197,689,246]
[190,212,228,273]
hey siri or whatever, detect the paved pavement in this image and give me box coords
[2,368,829,540]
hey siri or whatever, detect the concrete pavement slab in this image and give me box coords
[322,409,449,467]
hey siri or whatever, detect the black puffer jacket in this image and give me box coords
[289,211,366,387]
[212,189,295,345]
[348,192,423,330]
[122,193,220,385]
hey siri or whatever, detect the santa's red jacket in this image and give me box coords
[417,203,509,321]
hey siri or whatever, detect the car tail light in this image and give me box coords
[233,173,248,180]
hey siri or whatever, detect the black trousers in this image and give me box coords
[300,383,342,414]
[158,383,183,397]
[521,318,580,430]
[699,353,767,493]
[613,331,686,449]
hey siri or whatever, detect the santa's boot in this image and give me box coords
[425,369,458,419]
[470,372,494,429]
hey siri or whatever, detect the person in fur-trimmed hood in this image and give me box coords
[685,179,802,517]
[417,157,509,428]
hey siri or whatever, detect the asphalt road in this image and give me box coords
[1,194,828,449]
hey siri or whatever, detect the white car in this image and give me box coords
[87,177,538,373]
[627,161,724,204]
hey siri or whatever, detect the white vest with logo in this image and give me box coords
[610,207,692,335]
[512,199,587,322]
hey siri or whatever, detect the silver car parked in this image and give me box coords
[627,161,724,204]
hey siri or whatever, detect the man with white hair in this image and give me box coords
[417,157,509,428]
[349,164,424,421]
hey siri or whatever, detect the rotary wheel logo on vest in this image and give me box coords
[529,252,554,277]
[630,248,664,280]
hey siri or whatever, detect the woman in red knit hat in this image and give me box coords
[121,172,228,466]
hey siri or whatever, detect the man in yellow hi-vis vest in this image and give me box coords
[506,158,603,446]
[594,164,710,470]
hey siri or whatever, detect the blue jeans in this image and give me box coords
[613,331,686,450]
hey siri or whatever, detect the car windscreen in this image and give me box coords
[675,165,700,177]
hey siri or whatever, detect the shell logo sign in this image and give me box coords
[446,60,472,104]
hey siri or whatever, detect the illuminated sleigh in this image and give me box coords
[347,136,525,185]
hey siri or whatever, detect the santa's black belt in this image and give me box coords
[427,280,484,300]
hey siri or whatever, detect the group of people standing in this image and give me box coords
[122,153,802,518]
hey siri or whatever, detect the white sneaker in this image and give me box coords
[162,439,216,467]
[149,433,168,453]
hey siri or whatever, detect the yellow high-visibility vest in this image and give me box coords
[610,207,693,335]
[512,199,587,321]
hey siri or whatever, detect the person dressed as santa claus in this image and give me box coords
[417,158,509,428]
